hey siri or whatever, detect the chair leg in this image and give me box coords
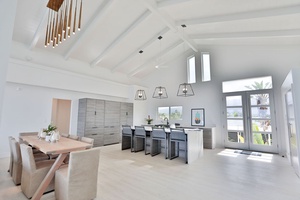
[145,137,150,155]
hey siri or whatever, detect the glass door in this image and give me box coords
[247,90,277,153]
[224,90,278,153]
[224,93,249,150]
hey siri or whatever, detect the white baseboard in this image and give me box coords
[0,152,9,159]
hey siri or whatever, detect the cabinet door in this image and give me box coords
[105,101,120,127]
[120,103,133,126]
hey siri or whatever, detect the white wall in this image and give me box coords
[0,58,142,158]
[142,45,300,155]
[0,0,17,124]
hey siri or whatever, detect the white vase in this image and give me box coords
[45,135,51,142]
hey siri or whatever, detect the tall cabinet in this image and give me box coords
[77,98,133,147]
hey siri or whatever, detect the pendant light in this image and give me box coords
[135,89,147,100]
[177,24,195,97]
[153,86,168,99]
[134,50,147,100]
[177,83,194,97]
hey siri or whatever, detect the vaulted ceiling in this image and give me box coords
[12,0,300,80]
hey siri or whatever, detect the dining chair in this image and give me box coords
[61,133,70,138]
[10,138,23,185]
[80,137,94,149]
[55,147,101,200]
[68,134,79,140]
[121,125,133,151]
[20,144,56,198]
[151,128,167,159]
[134,126,150,155]
[19,132,38,145]
[169,128,187,164]
[8,136,13,176]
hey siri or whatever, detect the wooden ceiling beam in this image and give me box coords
[176,5,300,26]
[140,0,198,52]
[90,10,151,67]
[29,10,48,50]
[111,27,170,73]
[157,0,194,8]
[128,40,183,77]
[64,0,115,60]
[190,29,300,40]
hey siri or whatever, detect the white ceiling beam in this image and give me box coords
[29,10,47,50]
[91,10,152,67]
[176,5,300,26]
[111,27,170,73]
[138,49,193,78]
[128,40,183,77]
[158,0,194,8]
[64,0,114,60]
[141,0,198,52]
[190,29,300,40]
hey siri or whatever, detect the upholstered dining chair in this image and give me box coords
[80,137,94,149]
[8,136,13,176]
[169,128,187,164]
[19,132,38,145]
[68,134,79,140]
[134,126,150,154]
[19,144,56,198]
[55,147,101,200]
[151,128,168,159]
[10,138,23,185]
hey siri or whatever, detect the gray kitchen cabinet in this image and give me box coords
[77,98,105,147]
[104,101,121,145]
[120,102,133,126]
[202,127,216,149]
[77,99,133,147]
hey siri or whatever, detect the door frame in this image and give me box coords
[223,89,278,153]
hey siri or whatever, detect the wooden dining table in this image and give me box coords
[19,135,92,200]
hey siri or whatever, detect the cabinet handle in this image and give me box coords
[92,134,97,135]
[110,133,114,135]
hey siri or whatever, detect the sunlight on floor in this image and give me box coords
[217,149,239,157]
[247,153,273,163]
[218,149,273,163]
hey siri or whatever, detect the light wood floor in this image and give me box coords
[1,144,300,200]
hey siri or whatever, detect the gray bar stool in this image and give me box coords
[121,125,133,151]
[151,128,167,159]
[169,128,187,163]
[134,126,150,155]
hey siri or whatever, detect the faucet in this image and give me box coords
[164,117,169,126]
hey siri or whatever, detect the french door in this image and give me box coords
[223,89,278,153]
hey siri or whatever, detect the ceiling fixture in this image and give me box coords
[44,0,82,48]
[155,36,163,69]
[177,83,194,97]
[153,86,168,99]
[134,50,147,100]
[135,89,147,100]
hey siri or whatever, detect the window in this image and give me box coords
[187,55,196,84]
[222,76,272,93]
[157,106,183,120]
[201,52,211,82]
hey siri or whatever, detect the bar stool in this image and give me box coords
[134,126,150,155]
[169,128,187,164]
[121,125,133,151]
[151,127,167,159]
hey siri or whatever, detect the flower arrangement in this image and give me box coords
[43,124,57,136]
[145,115,153,125]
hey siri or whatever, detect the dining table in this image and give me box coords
[19,135,92,200]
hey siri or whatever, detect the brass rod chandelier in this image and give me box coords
[45,0,82,48]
